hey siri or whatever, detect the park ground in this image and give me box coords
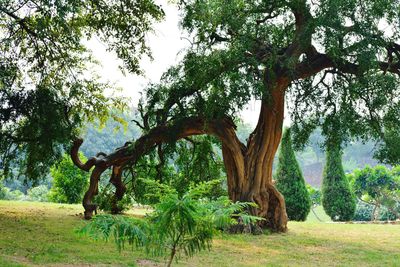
[0,200,399,267]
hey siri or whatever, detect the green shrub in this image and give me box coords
[306,184,321,206]
[7,189,26,201]
[49,153,89,204]
[27,185,49,202]
[353,201,374,221]
[0,182,8,199]
[349,165,400,220]
[353,201,399,221]
[94,185,134,213]
[378,206,399,221]
[0,182,26,200]
[322,143,356,221]
[275,128,311,221]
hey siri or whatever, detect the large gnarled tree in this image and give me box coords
[72,0,400,232]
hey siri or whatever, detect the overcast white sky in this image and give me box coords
[88,2,263,126]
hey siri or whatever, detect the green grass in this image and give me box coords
[0,200,399,266]
[306,205,332,222]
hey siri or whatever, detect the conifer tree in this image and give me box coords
[275,128,311,221]
[322,142,356,221]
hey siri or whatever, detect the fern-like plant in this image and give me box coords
[81,180,263,266]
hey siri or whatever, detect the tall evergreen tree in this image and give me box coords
[322,142,356,221]
[275,128,311,221]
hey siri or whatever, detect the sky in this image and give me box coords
[88,2,262,126]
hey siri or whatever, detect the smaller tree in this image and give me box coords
[275,128,311,221]
[322,142,356,221]
[49,153,89,204]
[306,184,323,221]
[349,165,400,221]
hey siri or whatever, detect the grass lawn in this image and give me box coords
[0,200,399,266]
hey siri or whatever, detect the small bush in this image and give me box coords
[306,184,321,206]
[27,185,49,202]
[0,182,27,200]
[94,185,134,213]
[353,201,399,221]
[49,153,89,204]
[379,206,398,221]
[0,182,8,200]
[7,189,26,201]
[353,201,374,221]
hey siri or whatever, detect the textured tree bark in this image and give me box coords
[222,80,288,232]
[109,165,127,214]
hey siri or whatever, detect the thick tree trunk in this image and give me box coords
[222,80,288,232]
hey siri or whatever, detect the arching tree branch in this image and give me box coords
[71,116,246,219]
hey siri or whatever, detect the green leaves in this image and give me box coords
[349,165,400,217]
[0,0,163,180]
[48,153,89,204]
[275,128,311,221]
[322,142,356,221]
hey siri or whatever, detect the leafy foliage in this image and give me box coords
[129,136,226,205]
[348,165,400,220]
[126,0,400,167]
[27,185,49,202]
[0,0,164,180]
[275,128,311,221]
[49,153,89,204]
[81,181,262,266]
[353,200,400,221]
[0,181,8,200]
[94,184,134,214]
[307,184,321,206]
[322,143,356,221]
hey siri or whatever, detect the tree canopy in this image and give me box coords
[0,0,164,180]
